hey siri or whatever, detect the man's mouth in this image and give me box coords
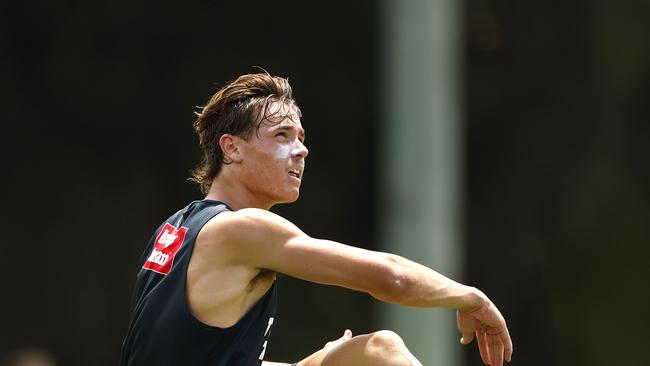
[288,169,302,179]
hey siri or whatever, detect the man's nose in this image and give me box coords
[293,140,309,158]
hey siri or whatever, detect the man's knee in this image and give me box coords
[367,330,405,351]
[320,330,421,366]
[366,330,420,366]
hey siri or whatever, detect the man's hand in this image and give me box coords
[296,330,353,366]
[457,295,513,366]
[322,329,353,350]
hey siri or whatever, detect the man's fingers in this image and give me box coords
[502,330,513,362]
[476,331,491,365]
[488,333,504,366]
[460,332,475,345]
[324,329,353,349]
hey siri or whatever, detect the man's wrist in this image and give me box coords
[458,286,488,311]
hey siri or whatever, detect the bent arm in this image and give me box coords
[207,209,512,364]
[206,208,485,310]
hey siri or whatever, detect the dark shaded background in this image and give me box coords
[1,1,648,365]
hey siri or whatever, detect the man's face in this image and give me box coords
[237,103,308,207]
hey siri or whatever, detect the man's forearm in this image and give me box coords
[382,253,486,310]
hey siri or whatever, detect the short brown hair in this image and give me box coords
[190,72,300,194]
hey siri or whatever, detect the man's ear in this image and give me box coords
[219,134,243,163]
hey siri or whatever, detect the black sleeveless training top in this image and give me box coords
[121,200,278,366]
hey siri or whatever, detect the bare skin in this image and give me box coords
[186,104,513,365]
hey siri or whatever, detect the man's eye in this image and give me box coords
[276,132,286,137]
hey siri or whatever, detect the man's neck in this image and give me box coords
[204,175,272,211]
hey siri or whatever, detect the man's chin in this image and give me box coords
[278,191,300,204]
[286,191,300,203]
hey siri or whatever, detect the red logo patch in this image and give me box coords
[142,223,188,275]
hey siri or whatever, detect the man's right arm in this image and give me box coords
[205,208,477,308]
[202,208,512,364]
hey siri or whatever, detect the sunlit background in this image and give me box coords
[2,1,649,365]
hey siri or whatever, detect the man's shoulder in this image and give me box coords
[197,208,300,253]
[204,208,295,234]
[201,208,270,234]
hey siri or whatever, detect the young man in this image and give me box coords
[120,72,513,366]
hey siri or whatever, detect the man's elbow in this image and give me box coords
[372,257,417,305]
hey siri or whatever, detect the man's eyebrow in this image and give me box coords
[273,124,306,139]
